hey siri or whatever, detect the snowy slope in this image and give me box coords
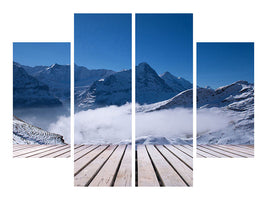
[74,64,115,87]
[21,64,47,75]
[23,63,70,104]
[160,71,192,93]
[136,80,254,145]
[76,69,131,110]
[13,62,62,108]
[75,62,193,110]
[13,116,66,145]
[136,62,177,104]
[137,81,253,111]
[197,81,254,144]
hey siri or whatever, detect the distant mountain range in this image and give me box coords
[20,62,70,104]
[137,80,254,112]
[13,62,62,108]
[136,80,254,145]
[14,61,193,109]
[75,64,115,88]
[75,62,193,110]
[13,61,253,145]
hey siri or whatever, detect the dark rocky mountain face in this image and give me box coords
[13,62,62,108]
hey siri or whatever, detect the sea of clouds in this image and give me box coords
[47,104,240,145]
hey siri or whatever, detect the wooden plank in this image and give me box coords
[146,145,187,186]
[13,145,39,151]
[234,145,254,150]
[230,145,254,155]
[74,145,99,161]
[137,145,159,187]
[28,145,69,158]
[74,144,84,149]
[197,146,230,158]
[156,145,193,186]
[209,145,253,158]
[228,145,254,154]
[13,145,54,157]
[201,145,244,158]
[74,145,90,154]
[52,148,71,158]
[182,145,193,151]
[164,145,193,169]
[173,145,193,157]
[74,145,117,186]
[196,152,206,158]
[114,145,132,187]
[89,145,126,186]
[196,148,218,158]
[15,145,60,158]
[74,145,108,175]
[13,144,48,154]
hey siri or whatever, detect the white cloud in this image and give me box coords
[136,108,193,139]
[49,104,132,144]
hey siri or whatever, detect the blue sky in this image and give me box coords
[197,43,254,89]
[136,14,193,81]
[13,43,70,66]
[74,14,131,71]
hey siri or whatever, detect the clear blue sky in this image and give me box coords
[74,14,132,71]
[13,43,70,66]
[197,43,254,89]
[136,14,193,82]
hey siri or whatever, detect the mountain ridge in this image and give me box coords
[13,62,62,108]
[75,62,193,110]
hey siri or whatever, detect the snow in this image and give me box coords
[135,80,254,144]
[160,71,193,93]
[13,62,62,108]
[75,62,193,110]
[13,116,66,145]
[15,60,253,145]
[23,63,71,104]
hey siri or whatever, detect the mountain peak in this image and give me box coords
[138,62,150,67]
[160,71,177,79]
[234,80,249,85]
[50,63,58,68]
[136,62,154,71]
[136,62,159,77]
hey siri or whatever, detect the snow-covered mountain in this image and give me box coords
[137,80,253,112]
[13,116,66,145]
[136,62,177,104]
[75,64,115,88]
[22,63,70,104]
[76,69,131,110]
[160,71,192,93]
[74,62,192,110]
[136,80,254,145]
[13,62,62,108]
[21,64,47,75]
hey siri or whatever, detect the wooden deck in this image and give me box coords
[74,144,131,187]
[13,144,70,158]
[197,145,254,158]
[136,145,193,187]
[74,144,193,187]
[13,144,254,187]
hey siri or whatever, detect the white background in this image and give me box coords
[0,0,266,199]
